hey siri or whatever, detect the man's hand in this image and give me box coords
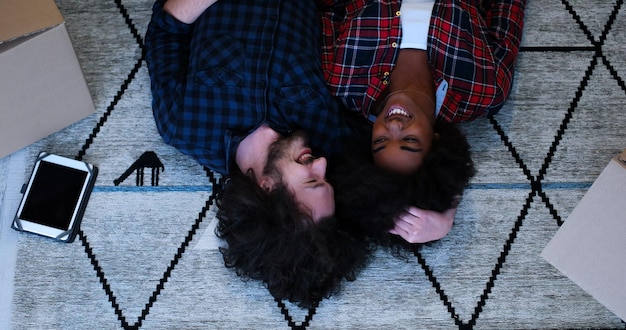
[388,207,456,243]
[164,0,219,24]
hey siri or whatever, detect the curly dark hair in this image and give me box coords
[332,123,476,246]
[215,169,370,308]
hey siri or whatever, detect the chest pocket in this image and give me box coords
[193,35,245,87]
[195,67,243,87]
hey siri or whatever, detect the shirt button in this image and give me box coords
[391,42,398,48]
[396,11,401,16]
[383,80,389,86]
[384,72,390,77]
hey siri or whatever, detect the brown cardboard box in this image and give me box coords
[0,0,95,158]
[541,149,626,321]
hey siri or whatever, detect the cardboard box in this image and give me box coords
[541,149,626,321]
[0,0,95,158]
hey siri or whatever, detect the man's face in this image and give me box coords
[372,91,436,174]
[264,131,335,222]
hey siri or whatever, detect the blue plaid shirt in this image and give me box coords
[145,0,350,174]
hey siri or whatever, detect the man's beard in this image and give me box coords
[263,130,310,178]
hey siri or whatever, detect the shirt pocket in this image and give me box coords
[195,67,243,87]
[193,35,245,87]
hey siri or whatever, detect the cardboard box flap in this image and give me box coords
[541,149,626,321]
[0,0,64,43]
[0,22,95,158]
[0,30,44,53]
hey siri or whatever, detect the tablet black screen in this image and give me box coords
[20,161,88,230]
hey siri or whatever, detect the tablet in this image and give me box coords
[12,152,98,242]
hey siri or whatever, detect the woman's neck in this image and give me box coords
[373,49,435,115]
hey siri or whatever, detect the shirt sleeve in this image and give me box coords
[144,0,192,142]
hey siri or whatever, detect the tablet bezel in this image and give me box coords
[13,153,97,242]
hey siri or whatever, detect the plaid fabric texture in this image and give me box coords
[319,0,526,124]
[145,0,348,174]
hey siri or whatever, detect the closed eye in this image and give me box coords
[372,137,387,153]
[373,137,387,144]
[303,178,325,188]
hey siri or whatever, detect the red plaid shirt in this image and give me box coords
[319,0,525,124]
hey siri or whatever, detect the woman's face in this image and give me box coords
[371,91,436,174]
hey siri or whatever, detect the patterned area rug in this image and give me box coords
[1,0,625,329]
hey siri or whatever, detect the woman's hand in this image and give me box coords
[389,207,456,243]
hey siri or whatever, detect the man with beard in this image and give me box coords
[144,0,368,308]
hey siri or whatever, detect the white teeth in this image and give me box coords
[387,108,411,118]
[297,153,314,164]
